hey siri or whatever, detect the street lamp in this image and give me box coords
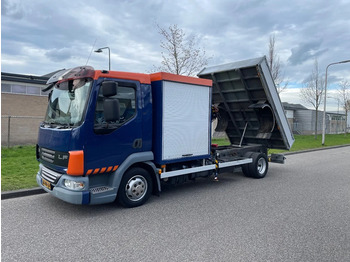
[322,59,350,145]
[94,47,111,71]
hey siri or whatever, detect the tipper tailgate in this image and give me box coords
[198,56,294,150]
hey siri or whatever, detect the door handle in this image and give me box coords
[133,139,142,149]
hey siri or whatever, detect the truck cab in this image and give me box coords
[36,66,156,206]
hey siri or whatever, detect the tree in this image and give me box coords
[155,24,209,76]
[300,58,325,139]
[267,34,288,93]
[337,80,350,134]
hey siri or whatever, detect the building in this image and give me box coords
[283,102,347,135]
[1,72,51,146]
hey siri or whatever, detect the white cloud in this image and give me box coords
[1,0,350,110]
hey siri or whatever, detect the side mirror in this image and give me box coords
[94,81,120,134]
[101,81,120,122]
[104,99,120,122]
[102,81,118,97]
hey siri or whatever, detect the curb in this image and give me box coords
[283,144,350,156]
[1,187,46,200]
[2,144,349,200]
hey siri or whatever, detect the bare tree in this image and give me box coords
[155,24,209,76]
[337,80,350,134]
[300,58,325,139]
[267,34,288,93]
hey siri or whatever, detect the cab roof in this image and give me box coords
[46,66,212,86]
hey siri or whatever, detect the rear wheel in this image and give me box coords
[117,167,153,208]
[249,152,268,179]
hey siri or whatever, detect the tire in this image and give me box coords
[117,167,153,208]
[248,152,268,179]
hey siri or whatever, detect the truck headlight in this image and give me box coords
[64,179,85,190]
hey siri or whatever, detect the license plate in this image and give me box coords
[42,178,52,190]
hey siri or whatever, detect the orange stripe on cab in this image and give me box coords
[94,71,151,84]
[150,72,212,86]
[86,165,118,175]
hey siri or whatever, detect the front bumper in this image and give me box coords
[36,164,118,205]
[36,165,90,205]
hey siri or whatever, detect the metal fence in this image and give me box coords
[1,116,43,147]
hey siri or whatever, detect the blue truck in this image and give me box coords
[36,56,294,207]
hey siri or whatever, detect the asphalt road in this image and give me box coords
[2,146,350,262]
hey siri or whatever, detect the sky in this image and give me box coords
[1,0,350,111]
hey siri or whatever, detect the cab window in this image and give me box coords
[94,83,136,133]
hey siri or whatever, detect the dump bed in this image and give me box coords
[198,56,294,150]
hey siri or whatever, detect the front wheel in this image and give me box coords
[117,167,153,208]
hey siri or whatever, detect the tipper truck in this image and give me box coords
[36,56,294,207]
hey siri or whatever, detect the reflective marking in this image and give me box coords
[86,165,118,175]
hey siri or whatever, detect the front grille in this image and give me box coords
[41,166,62,184]
[41,148,55,163]
[39,147,69,167]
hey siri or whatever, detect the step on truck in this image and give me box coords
[36,56,294,207]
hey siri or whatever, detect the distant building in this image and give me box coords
[283,102,347,135]
[1,72,52,145]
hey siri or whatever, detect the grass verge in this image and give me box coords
[212,134,350,153]
[1,145,38,191]
[269,134,350,154]
[1,134,349,192]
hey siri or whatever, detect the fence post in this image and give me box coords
[7,116,11,148]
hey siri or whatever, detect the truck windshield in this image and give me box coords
[44,78,92,127]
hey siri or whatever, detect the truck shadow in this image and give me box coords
[160,171,244,195]
[38,170,252,216]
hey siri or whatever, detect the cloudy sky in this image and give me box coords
[2,0,350,111]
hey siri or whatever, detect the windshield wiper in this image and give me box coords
[41,121,55,128]
[42,121,73,129]
[57,123,74,129]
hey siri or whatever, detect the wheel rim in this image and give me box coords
[257,157,267,175]
[125,175,148,202]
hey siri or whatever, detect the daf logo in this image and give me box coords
[57,154,68,160]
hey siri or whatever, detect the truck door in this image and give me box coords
[84,79,143,174]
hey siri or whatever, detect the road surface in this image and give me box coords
[2,146,350,261]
